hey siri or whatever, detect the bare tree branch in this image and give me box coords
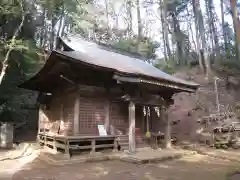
[0,0,25,85]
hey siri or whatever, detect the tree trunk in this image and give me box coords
[159,1,167,61]
[61,20,66,37]
[171,33,175,62]
[50,17,56,50]
[161,0,172,60]
[126,0,133,37]
[136,0,143,52]
[210,0,220,59]
[230,0,240,60]
[186,5,197,52]
[62,15,70,36]
[115,15,119,29]
[104,0,111,38]
[43,23,48,49]
[220,0,228,53]
[172,13,184,65]
[206,0,220,62]
[205,0,213,56]
[40,6,46,48]
[192,5,203,69]
[192,0,211,77]
[55,4,65,48]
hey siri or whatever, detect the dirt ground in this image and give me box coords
[11,154,240,180]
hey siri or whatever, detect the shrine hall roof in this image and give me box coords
[20,34,199,92]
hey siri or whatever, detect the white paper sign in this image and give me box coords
[98,125,107,136]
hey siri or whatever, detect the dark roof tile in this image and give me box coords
[59,35,199,88]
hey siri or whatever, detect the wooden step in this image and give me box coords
[119,142,129,146]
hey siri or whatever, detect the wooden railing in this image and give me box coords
[38,133,118,158]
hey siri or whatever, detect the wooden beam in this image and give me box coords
[131,94,167,106]
[128,100,136,153]
[73,93,80,135]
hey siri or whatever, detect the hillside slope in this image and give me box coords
[169,68,240,142]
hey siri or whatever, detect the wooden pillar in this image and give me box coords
[73,93,80,135]
[128,100,136,153]
[59,104,64,134]
[91,139,96,154]
[64,139,70,159]
[113,138,118,152]
[38,106,42,135]
[163,107,172,149]
[141,106,145,133]
[38,105,46,135]
[146,106,150,132]
[60,104,64,122]
[104,100,110,134]
[53,136,57,153]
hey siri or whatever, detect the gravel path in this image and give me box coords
[10,154,240,180]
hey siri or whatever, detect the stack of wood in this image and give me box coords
[213,122,240,149]
[197,112,235,124]
[197,113,240,149]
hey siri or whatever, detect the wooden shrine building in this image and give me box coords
[20,35,199,156]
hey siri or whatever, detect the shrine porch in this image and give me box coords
[37,133,120,158]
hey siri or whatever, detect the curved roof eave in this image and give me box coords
[19,36,199,92]
[58,36,199,90]
[18,52,59,91]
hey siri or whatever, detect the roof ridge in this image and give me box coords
[61,34,147,61]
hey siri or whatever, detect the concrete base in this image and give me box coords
[39,147,196,166]
[113,147,196,164]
